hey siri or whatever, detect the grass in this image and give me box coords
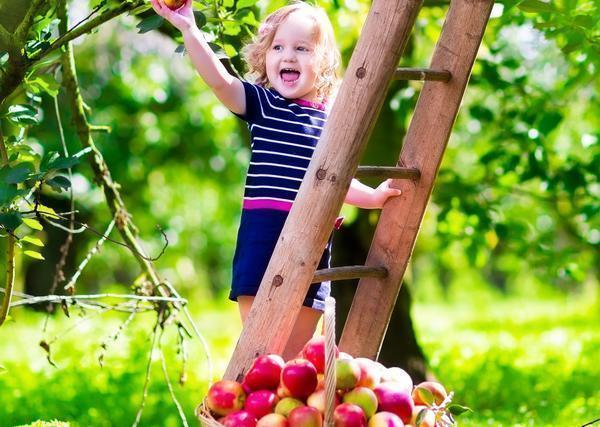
[1,288,598,426]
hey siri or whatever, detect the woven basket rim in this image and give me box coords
[195,399,223,427]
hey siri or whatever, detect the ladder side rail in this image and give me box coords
[339,0,494,359]
[223,0,424,381]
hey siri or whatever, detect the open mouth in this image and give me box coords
[280,68,300,86]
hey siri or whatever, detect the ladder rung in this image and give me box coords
[356,166,421,180]
[312,266,388,283]
[394,67,451,82]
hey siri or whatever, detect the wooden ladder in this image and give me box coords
[223,0,494,382]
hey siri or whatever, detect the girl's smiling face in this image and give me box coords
[265,11,320,102]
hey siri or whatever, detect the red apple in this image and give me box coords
[412,381,447,406]
[275,397,305,417]
[333,403,367,427]
[373,382,413,424]
[281,359,318,400]
[302,335,338,374]
[245,389,279,419]
[343,386,378,418]
[355,358,382,389]
[336,358,361,390]
[258,413,289,427]
[411,405,436,427]
[368,411,404,427]
[221,410,258,427]
[163,0,186,10]
[245,354,285,391]
[288,406,323,427]
[206,380,246,416]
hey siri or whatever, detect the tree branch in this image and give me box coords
[0,125,15,327]
[29,0,146,64]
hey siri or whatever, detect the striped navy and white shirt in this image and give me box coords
[235,81,328,212]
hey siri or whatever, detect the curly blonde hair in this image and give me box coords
[242,1,341,103]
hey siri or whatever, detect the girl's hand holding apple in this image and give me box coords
[150,0,196,33]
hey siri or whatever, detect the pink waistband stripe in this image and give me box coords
[243,199,293,211]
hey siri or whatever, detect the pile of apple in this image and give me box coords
[204,336,463,426]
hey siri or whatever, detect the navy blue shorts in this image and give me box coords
[229,209,332,312]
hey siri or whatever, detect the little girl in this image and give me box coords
[151,0,401,359]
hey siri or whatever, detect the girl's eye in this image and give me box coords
[297,46,309,52]
[273,45,282,51]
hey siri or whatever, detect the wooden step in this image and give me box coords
[312,266,388,283]
[394,67,451,81]
[356,166,420,180]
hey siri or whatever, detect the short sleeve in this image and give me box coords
[232,80,263,124]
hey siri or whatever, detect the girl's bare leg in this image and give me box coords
[237,296,321,360]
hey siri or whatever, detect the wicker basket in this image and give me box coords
[196,297,337,426]
[195,399,223,427]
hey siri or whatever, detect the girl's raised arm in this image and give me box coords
[151,0,245,115]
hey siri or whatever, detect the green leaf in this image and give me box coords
[538,111,563,134]
[0,184,18,205]
[0,212,23,232]
[47,154,80,171]
[447,403,472,416]
[136,14,164,34]
[46,175,71,192]
[5,104,39,125]
[24,250,45,260]
[415,385,435,406]
[21,235,44,247]
[5,165,32,184]
[23,218,43,231]
[208,42,229,60]
[517,0,556,13]
[193,10,206,29]
[223,20,241,36]
[25,74,60,97]
[239,10,259,26]
[415,408,428,425]
[223,43,237,58]
[237,0,257,9]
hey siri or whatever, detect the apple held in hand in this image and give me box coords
[333,403,367,427]
[162,0,186,10]
[373,382,413,424]
[245,354,286,391]
[206,380,246,417]
[281,359,318,400]
[288,406,323,427]
[257,413,289,427]
[368,411,404,427]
